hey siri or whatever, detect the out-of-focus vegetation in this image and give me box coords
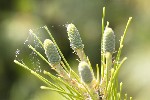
[0,0,150,100]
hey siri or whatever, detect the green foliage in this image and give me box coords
[14,7,132,100]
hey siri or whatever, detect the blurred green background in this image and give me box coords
[0,0,150,100]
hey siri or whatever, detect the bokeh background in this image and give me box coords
[0,0,150,100]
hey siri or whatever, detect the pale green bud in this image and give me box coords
[103,27,115,53]
[43,39,61,64]
[78,61,93,84]
[66,24,84,51]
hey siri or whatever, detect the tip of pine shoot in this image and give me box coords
[78,61,93,84]
[43,39,61,64]
[103,27,115,53]
[66,23,84,51]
